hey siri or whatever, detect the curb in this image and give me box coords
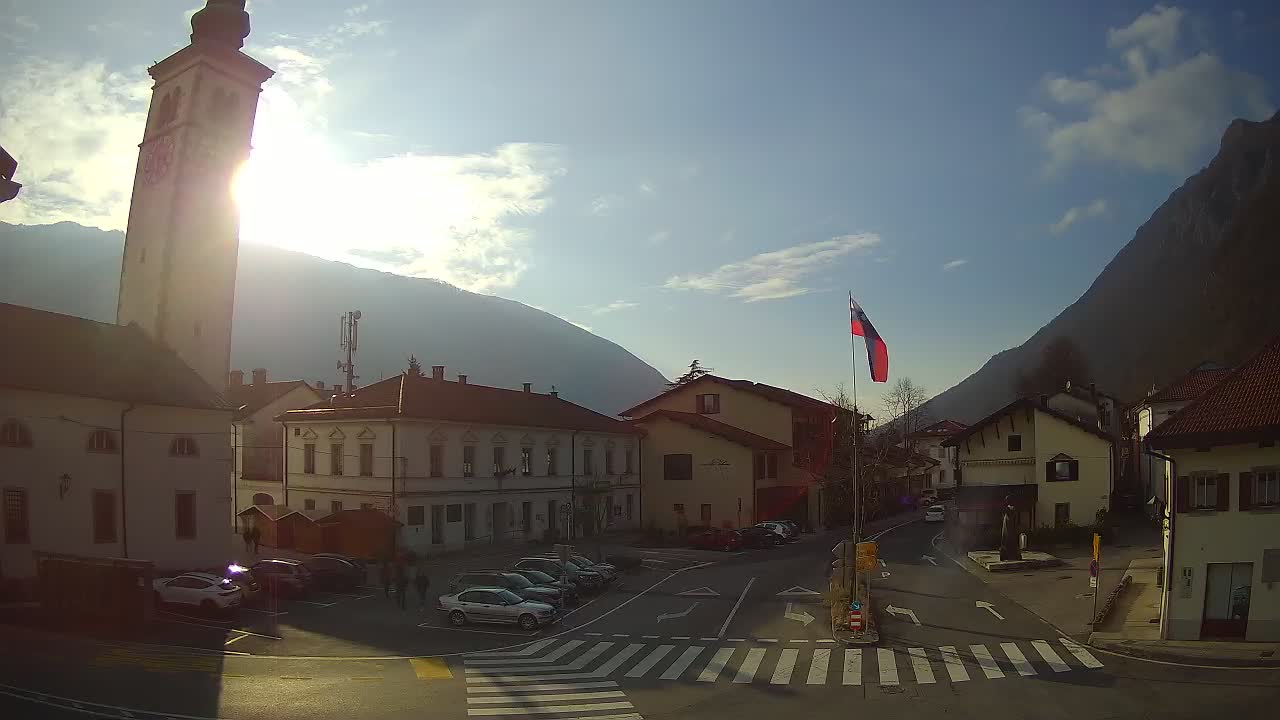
[1087,635,1280,669]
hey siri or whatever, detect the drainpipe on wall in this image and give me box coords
[281,423,289,507]
[119,403,136,558]
[390,420,398,554]
[1144,444,1177,641]
[232,422,239,532]
[570,430,580,542]
[637,435,643,529]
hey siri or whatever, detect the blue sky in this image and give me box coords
[2,1,1277,412]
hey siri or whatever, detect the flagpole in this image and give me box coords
[848,291,861,543]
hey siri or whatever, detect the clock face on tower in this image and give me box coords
[141,135,176,186]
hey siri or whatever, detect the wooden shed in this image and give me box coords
[276,510,329,553]
[236,505,293,548]
[317,509,401,561]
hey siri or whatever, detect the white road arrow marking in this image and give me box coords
[878,558,886,567]
[880,571,891,578]
[921,555,937,566]
[975,601,1005,620]
[657,602,700,622]
[783,602,815,626]
[776,586,821,597]
[884,604,920,625]
[677,586,720,597]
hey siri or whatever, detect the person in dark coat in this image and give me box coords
[249,526,261,554]
[394,561,410,610]
[380,559,392,599]
[413,566,431,611]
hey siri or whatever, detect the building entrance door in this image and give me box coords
[1202,562,1252,638]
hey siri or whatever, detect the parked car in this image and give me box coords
[917,491,940,508]
[437,587,558,630]
[924,504,946,523]
[251,558,314,598]
[217,564,262,604]
[738,525,783,548]
[506,568,580,605]
[510,558,604,593]
[304,555,363,591]
[312,552,367,573]
[153,572,242,614]
[762,520,800,538]
[449,571,565,607]
[561,554,618,582]
[688,527,744,551]
[755,522,793,541]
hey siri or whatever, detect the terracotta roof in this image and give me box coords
[1145,365,1233,404]
[1148,337,1280,449]
[279,373,638,435]
[227,380,319,420]
[237,504,293,520]
[942,396,1114,447]
[620,375,844,418]
[879,444,940,468]
[633,409,790,451]
[0,302,230,411]
[910,419,968,438]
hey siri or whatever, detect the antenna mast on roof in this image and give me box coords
[338,310,361,394]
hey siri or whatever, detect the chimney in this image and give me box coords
[457,374,467,385]
[315,380,325,390]
[431,365,445,380]
[549,385,558,399]
[229,370,244,388]
[251,368,267,385]
[1088,382,1097,399]
[522,382,532,393]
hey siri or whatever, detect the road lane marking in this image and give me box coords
[467,701,634,716]
[585,633,603,637]
[626,645,674,678]
[466,642,612,674]
[788,639,809,643]
[1000,642,1035,676]
[876,648,898,686]
[733,648,766,683]
[467,682,618,694]
[1059,637,1103,668]
[671,636,690,640]
[660,646,704,680]
[418,624,539,637]
[939,646,969,682]
[466,638,558,658]
[223,633,247,646]
[592,643,645,677]
[697,647,735,682]
[717,577,756,638]
[771,648,798,684]
[641,635,660,639]
[611,634,630,638]
[468,691,626,704]
[908,648,935,684]
[807,648,830,684]
[411,658,453,679]
[970,645,1004,678]
[464,640,583,666]
[758,638,777,643]
[842,649,862,685]
[1032,640,1070,672]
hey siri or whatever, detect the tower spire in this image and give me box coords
[190,0,251,49]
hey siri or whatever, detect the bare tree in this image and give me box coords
[880,377,930,454]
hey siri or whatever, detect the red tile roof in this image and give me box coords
[279,373,638,434]
[1148,337,1280,449]
[633,409,790,451]
[620,375,842,418]
[227,380,319,420]
[910,419,969,438]
[1146,365,1233,404]
[0,302,229,410]
[942,396,1114,447]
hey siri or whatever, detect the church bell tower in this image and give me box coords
[116,0,274,391]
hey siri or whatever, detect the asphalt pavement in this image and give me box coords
[3,521,1279,719]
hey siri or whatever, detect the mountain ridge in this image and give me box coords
[0,220,669,415]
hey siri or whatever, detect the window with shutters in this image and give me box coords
[429,445,443,477]
[696,393,720,414]
[1007,434,1022,452]
[170,436,199,457]
[492,446,506,476]
[175,492,196,539]
[330,443,344,475]
[304,443,316,473]
[664,454,692,481]
[1192,475,1219,510]
[304,499,316,510]
[605,449,614,475]
[520,447,532,476]
[583,448,595,476]
[624,449,633,474]
[1253,470,1280,507]
[1046,455,1078,482]
[3,488,29,543]
[87,429,118,454]
[360,502,373,511]
[463,445,475,477]
[0,420,32,448]
[331,500,343,513]
[546,447,558,476]
[359,443,373,476]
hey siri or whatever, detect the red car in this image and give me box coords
[688,528,744,551]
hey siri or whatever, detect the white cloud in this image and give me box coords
[0,59,149,230]
[638,181,655,195]
[664,234,881,303]
[942,259,968,271]
[588,194,622,216]
[1021,5,1271,176]
[647,229,670,245]
[1049,198,1108,235]
[589,300,638,315]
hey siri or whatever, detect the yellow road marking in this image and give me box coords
[410,658,453,680]
[350,676,383,681]
[279,676,312,680]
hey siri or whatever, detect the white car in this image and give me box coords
[924,504,946,523]
[153,571,243,613]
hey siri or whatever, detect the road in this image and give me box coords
[3,521,1278,719]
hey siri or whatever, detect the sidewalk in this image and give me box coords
[936,520,1163,639]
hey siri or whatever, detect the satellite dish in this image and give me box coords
[353,310,362,320]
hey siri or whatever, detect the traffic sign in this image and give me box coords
[851,600,861,611]
[1092,533,1101,562]
[856,541,877,559]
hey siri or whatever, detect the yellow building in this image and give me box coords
[1148,337,1280,641]
[623,376,837,531]
[942,396,1114,543]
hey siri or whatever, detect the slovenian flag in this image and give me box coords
[849,294,889,383]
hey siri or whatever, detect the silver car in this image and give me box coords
[437,587,558,630]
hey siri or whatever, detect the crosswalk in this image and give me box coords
[462,636,1104,699]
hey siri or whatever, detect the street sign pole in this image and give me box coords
[1090,533,1101,623]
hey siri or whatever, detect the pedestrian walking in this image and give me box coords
[249,525,261,554]
[241,526,252,553]
[413,566,430,611]
[394,562,410,610]
[380,559,392,599]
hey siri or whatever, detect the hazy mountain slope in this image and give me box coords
[0,221,668,414]
[926,112,1280,423]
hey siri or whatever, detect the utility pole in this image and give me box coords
[338,310,361,394]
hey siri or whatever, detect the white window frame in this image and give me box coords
[1193,475,1219,510]
[1255,469,1280,507]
